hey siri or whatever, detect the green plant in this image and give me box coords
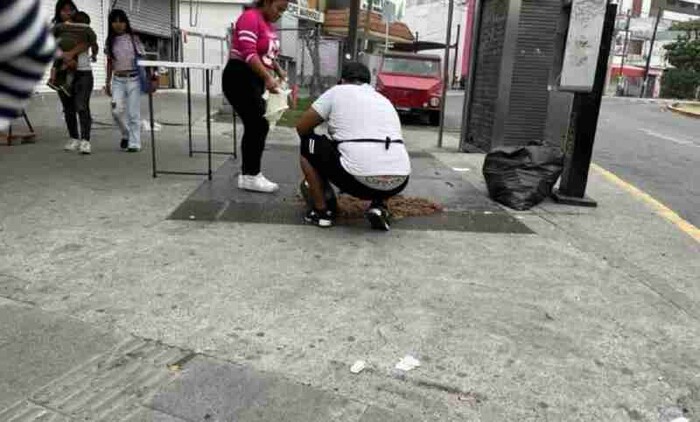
[662,19,700,99]
[660,68,700,99]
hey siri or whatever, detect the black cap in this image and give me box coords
[341,62,371,84]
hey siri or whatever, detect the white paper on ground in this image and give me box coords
[350,360,367,374]
[395,355,421,371]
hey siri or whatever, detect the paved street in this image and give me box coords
[596,99,700,226]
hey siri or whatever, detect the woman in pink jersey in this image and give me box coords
[223,0,288,193]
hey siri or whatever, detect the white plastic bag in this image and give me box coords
[262,81,291,130]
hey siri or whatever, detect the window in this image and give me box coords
[382,57,440,76]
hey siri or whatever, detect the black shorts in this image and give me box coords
[300,133,408,201]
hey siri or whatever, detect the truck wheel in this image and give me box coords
[428,111,441,127]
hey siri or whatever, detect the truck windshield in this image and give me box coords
[382,57,440,77]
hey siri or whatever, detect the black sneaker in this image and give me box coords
[365,206,391,231]
[120,138,128,149]
[304,209,334,228]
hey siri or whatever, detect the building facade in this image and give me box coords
[610,0,700,97]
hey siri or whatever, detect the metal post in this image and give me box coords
[205,69,213,180]
[22,110,34,133]
[201,35,206,92]
[233,112,238,159]
[617,11,631,96]
[453,23,461,88]
[437,0,455,149]
[385,20,389,52]
[149,89,157,178]
[640,9,662,98]
[363,0,373,52]
[187,68,193,157]
[348,0,361,60]
[459,0,481,151]
[553,3,617,207]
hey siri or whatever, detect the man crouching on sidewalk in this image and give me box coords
[296,62,411,231]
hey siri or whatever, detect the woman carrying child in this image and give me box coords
[51,0,96,154]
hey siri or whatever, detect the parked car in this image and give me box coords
[375,52,443,126]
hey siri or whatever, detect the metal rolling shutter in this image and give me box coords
[501,0,560,147]
[111,0,172,38]
[466,0,508,152]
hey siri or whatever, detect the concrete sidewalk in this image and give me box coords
[0,92,698,421]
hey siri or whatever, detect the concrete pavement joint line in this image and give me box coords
[638,128,698,147]
[592,163,700,244]
[533,210,700,320]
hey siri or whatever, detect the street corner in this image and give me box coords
[667,102,700,119]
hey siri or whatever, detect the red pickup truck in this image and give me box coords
[375,52,443,126]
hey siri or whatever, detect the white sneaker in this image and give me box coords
[238,173,279,193]
[64,139,80,151]
[79,140,91,155]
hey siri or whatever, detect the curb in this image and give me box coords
[667,104,700,119]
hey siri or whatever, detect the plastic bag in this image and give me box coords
[262,82,291,130]
[482,144,564,211]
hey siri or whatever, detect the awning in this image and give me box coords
[610,65,646,78]
[610,65,664,78]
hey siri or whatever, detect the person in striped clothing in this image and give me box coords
[0,0,56,131]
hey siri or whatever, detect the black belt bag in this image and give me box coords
[333,137,405,150]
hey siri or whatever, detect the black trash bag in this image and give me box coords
[482,144,564,211]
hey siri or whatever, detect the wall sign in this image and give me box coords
[560,0,607,92]
[286,3,325,23]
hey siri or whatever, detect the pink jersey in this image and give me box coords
[230,8,280,69]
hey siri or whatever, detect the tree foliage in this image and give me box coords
[665,20,700,70]
[662,20,700,98]
[670,19,700,38]
[661,68,700,99]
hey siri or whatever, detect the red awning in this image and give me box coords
[610,65,646,78]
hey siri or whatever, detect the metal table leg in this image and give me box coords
[187,68,193,157]
[233,112,238,159]
[149,90,157,178]
[205,69,212,181]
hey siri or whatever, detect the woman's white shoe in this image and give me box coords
[238,173,279,193]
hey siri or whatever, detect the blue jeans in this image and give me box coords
[111,75,141,149]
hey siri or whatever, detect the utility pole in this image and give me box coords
[640,9,662,98]
[617,10,631,96]
[348,0,361,60]
[452,24,461,88]
[437,0,454,148]
[363,0,373,52]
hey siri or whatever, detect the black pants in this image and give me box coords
[300,133,409,201]
[58,70,93,141]
[222,60,269,176]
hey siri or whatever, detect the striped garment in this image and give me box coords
[230,8,280,70]
[0,0,56,130]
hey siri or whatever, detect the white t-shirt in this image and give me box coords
[312,84,411,177]
[77,52,91,71]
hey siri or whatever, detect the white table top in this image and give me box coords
[137,60,222,70]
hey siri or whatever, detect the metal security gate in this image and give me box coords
[110,0,172,38]
[463,0,563,151]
